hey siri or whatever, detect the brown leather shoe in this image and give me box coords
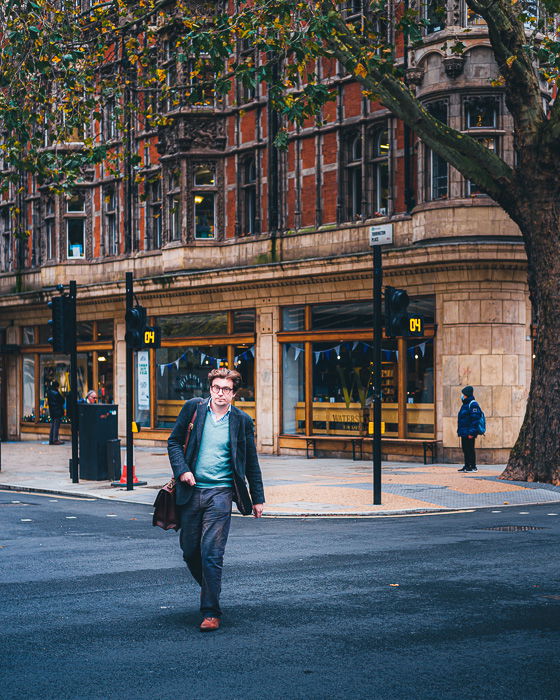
[200,617,220,632]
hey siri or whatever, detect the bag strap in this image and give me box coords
[183,400,202,455]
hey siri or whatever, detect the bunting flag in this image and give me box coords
[294,346,303,361]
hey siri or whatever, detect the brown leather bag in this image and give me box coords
[152,407,198,531]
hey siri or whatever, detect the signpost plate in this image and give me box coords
[369,224,393,246]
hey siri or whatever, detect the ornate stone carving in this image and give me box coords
[405,66,425,86]
[443,55,466,79]
[158,115,226,155]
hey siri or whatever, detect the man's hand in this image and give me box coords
[179,471,196,486]
[252,503,264,518]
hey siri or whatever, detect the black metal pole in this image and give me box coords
[373,247,382,505]
[69,280,79,483]
[125,272,134,491]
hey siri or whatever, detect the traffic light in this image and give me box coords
[384,286,409,337]
[125,305,147,350]
[48,295,75,353]
[384,286,425,337]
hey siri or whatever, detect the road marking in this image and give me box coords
[65,516,77,520]
[106,514,117,517]
[491,510,501,513]
[49,500,58,502]
[519,511,529,514]
[0,490,96,502]
[20,519,33,522]
[11,500,21,504]
[547,513,558,516]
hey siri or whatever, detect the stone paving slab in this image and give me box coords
[1,440,560,516]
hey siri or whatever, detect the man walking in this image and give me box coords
[47,381,65,445]
[167,368,265,631]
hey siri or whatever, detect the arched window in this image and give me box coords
[371,127,390,216]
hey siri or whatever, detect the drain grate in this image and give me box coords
[481,525,548,532]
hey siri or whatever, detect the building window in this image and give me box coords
[23,356,36,422]
[240,157,257,235]
[45,197,55,260]
[146,178,162,249]
[104,185,118,256]
[345,134,363,221]
[193,164,216,240]
[464,97,498,129]
[188,57,216,108]
[66,192,86,259]
[104,97,117,141]
[0,206,12,272]
[238,38,256,103]
[167,169,181,241]
[424,0,446,33]
[467,137,498,196]
[370,127,390,216]
[425,101,448,201]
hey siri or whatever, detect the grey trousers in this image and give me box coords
[179,487,233,618]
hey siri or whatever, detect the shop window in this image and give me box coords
[282,306,305,331]
[425,101,448,201]
[464,97,498,129]
[97,350,114,403]
[233,345,255,403]
[104,185,118,256]
[147,178,162,250]
[22,326,35,345]
[76,322,93,342]
[194,164,217,240]
[240,157,257,235]
[233,309,256,334]
[96,319,114,341]
[282,344,305,434]
[167,169,181,241]
[424,0,446,33]
[158,311,228,338]
[370,126,390,216]
[23,357,35,422]
[155,345,228,428]
[312,301,372,330]
[345,134,363,221]
[406,339,434,437]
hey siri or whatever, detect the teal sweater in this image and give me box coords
[193,410,234,488]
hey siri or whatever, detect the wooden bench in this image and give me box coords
[361,437,438,464]
[304,435,365,461]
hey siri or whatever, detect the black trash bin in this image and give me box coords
[78,404,118,480]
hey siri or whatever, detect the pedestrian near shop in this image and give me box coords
[457,385,482,472]
[46,381,65,445]
[167,368,265,632]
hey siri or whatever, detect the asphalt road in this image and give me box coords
[1,491,559,700]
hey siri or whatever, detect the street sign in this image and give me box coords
[369,224,393,246]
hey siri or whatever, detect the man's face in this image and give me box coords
[210,378,235,408]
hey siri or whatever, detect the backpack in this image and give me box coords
[470,400,486,435]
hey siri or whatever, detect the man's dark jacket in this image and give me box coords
[457,396,481,437]
[46,388,65,419]
[167,397,265,515]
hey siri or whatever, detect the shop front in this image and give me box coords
[20,319,114,440]
[278,299,436,459]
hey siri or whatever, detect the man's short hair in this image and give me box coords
[207,368,242,392]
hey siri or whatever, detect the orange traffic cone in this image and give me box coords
[111,463,147,487]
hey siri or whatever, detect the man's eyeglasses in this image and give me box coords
[210,385,234,396]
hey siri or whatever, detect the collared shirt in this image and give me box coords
[208,400,232,424]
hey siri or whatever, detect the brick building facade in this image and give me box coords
[0,2,531,463]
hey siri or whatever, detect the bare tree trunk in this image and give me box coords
[501,196,560,485]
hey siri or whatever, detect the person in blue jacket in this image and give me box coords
[457,386,481,472]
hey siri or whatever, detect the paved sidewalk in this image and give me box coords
[1,440,560,516]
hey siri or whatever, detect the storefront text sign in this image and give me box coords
[369,224,393,246]
[137,350,150,411]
